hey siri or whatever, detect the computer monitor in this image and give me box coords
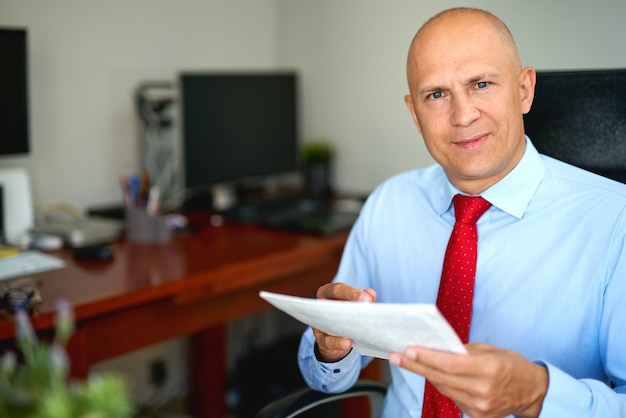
[179,72,299,199]
[524,68,626,183]
[0,28,29,156]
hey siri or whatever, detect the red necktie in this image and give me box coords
[422,194,492,418]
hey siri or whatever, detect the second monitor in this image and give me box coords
[179,71,299,206]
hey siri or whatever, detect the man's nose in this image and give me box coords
[450,94,480,126]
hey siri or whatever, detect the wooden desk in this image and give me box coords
[0,220,349,417]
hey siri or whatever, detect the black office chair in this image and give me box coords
[524,68,626,183]
[255,379,387,418]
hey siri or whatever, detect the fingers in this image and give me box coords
[312,327,353,362]
[316,282,377,303]
[390,344,501,392]
[362,287,377,302]
[312,282,376,362]
[390,347,482,414]
[390,346,465,385]
[312,329,352,350]
[389,344,549,418]
[390,343,491,374]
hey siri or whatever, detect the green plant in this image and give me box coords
[301,140,334,167]
[0,301,135,418]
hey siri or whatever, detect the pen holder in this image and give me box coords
[125,207,171,243]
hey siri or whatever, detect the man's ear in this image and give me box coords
[520,66,536,115]
[404,94,423,135]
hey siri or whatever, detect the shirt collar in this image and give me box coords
[437,137,544,219]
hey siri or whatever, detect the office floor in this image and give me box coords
[134,397,191,418]
[134,398,255,418]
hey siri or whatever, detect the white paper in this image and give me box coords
[259,291,467,359]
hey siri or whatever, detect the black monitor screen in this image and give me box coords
[524,68,626,183]
[0,28,29,156]
[180,72,298,193]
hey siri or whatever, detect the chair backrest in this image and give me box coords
[255,379,387,418]
[524,68,626,183]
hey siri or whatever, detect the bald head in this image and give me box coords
[402,7,536,194]
[407,8,521,84]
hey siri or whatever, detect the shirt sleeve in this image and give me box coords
[537,361,626,416]
[538,218,626,416]
[298,327,368,393]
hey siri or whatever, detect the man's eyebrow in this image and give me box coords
[416,73,498,95]
[466,73,502,84]
[417,85,445,95]
[466,74,487,84]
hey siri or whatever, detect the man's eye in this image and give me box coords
[430,91,444,99]
[476,81,489,89]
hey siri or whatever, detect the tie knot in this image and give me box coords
[453,194,491,224]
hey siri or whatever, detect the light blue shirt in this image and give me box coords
[298,139,626,417]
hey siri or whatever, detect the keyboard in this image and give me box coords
[260,210,360,235]
[219,196,326,222]
[0,251,66,281]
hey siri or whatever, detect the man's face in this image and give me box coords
[405,16,535,194]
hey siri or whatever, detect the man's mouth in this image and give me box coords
[454,134,488,150]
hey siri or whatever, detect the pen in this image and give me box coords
[140,169,151,205]
[127,174,140,207]
[120,175,131,207]
[147,185,161,215]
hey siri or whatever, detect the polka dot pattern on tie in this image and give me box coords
[438,194,491,343]
[422,194,492,418]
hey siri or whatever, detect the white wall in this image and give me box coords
[0,0,280,210]
[2,0,625,207]
[279,0,626,194]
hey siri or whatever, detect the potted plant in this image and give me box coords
[0,301,135,418]
[301,140,334,197]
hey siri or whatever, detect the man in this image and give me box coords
[298,7,626,417]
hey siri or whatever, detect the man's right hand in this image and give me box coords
[312,282,377,362]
